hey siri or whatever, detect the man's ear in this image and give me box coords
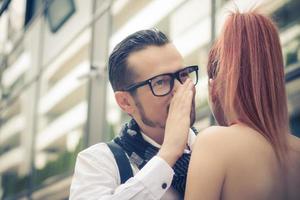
[115,91,135,115]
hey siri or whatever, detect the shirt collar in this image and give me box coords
[141,132,161,148]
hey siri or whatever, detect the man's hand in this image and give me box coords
[158,79,194,166]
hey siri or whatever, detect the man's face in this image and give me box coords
[127,44,196,129]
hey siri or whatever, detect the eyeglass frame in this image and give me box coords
[123,65,199,97]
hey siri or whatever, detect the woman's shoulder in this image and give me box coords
[195,125,253,143]
[193,124,274,158]
[196,124,271,144]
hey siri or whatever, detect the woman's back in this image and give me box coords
[219,125,300,200]
[185,11,300,200]
[186,124,300,200]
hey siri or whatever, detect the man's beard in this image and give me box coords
[134,98,196,129]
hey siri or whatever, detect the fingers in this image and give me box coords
[171,79,194,106]
[162,79,194,162]
[176,78,194,96]
[169,79,194,117]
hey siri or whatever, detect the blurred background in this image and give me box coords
[0,0,299,199]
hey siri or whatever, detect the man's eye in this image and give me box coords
[154,80,165,86]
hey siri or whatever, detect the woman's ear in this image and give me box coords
[114,91,135,115]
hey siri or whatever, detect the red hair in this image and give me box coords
[207,11,289,162]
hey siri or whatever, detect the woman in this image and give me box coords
[166,11,300,200]
[186,11,300,200]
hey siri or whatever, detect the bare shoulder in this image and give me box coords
[194,125,264,146]
[193,125,274,159]
[193,126,233,150]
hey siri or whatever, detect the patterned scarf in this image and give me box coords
[114,119,197,198]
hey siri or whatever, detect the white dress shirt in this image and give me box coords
[69,129,196,200]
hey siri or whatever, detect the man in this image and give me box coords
[70,28,199,199]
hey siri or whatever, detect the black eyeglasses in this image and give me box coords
[123,65,199,97]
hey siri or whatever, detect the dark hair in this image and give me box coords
[108,28,170,91]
